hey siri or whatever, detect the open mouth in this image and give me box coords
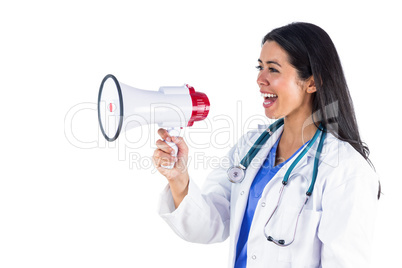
[261,93,278,108]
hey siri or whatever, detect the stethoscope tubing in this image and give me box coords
[228,119,326,199]
[308,129,326,196]
[282,125,323,186]
[240,119,285,169]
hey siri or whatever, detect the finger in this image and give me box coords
[156,157,177,169]
[157,128,172,142]
[155,139,175,155]
[153,149,177,166]
[171,136,188,153]
[156,166,174,178]
[158,158,177,168]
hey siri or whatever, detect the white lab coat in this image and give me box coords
[158,125,379,268]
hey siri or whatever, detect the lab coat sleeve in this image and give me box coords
[318,156,379,267]
[158,146,236,244]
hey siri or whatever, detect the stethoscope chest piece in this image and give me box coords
[227,166,246,183]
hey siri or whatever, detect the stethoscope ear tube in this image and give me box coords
[306,129,326,196]
[239,119,285,170]
[282,124,323,185]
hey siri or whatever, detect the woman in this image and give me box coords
[152,22,380,267]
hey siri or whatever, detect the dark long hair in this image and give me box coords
[263,22,380,198]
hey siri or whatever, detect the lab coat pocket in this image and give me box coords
[264,175,310,249]
[277,209,322,266]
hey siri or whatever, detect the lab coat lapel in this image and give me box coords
[232,125,284,246]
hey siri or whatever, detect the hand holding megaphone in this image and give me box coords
[97,74,210,169]
[154,129,191,208]
[153,128,189,175]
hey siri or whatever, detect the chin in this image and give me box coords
[264,109,277,119]
[264,109,285,120]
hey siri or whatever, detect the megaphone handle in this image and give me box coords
[161,128,181,169]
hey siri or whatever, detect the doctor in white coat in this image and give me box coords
[152,22,380,268]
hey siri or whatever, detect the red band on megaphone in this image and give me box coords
[186,84,210,127]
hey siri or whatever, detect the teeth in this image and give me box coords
[261,93,278,98]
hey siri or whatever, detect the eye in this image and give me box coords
[255,65,263,71]
[269,67,279,73]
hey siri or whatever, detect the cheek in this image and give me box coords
[269,77,283,88]
[273,78,299,94]
[277,81,305,104]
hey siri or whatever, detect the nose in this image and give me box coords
[257,70,269,88]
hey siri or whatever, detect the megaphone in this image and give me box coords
[97,74,210,167]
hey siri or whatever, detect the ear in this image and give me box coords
[306,76,317,94]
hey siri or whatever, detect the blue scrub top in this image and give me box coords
[234,135,308,268]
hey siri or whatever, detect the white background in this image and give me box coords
[1,0,401,267]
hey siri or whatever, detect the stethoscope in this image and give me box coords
[227,118,327,246]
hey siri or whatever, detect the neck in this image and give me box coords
[281,113,317,147]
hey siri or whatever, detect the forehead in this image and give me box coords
[259,41,289,64]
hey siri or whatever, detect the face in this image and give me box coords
[257,41,315,120]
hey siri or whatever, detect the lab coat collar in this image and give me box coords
[240,124,328,182]
[281,128,338,176]
[256,124,335,172]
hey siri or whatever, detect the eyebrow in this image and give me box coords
[258,59,282,67]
